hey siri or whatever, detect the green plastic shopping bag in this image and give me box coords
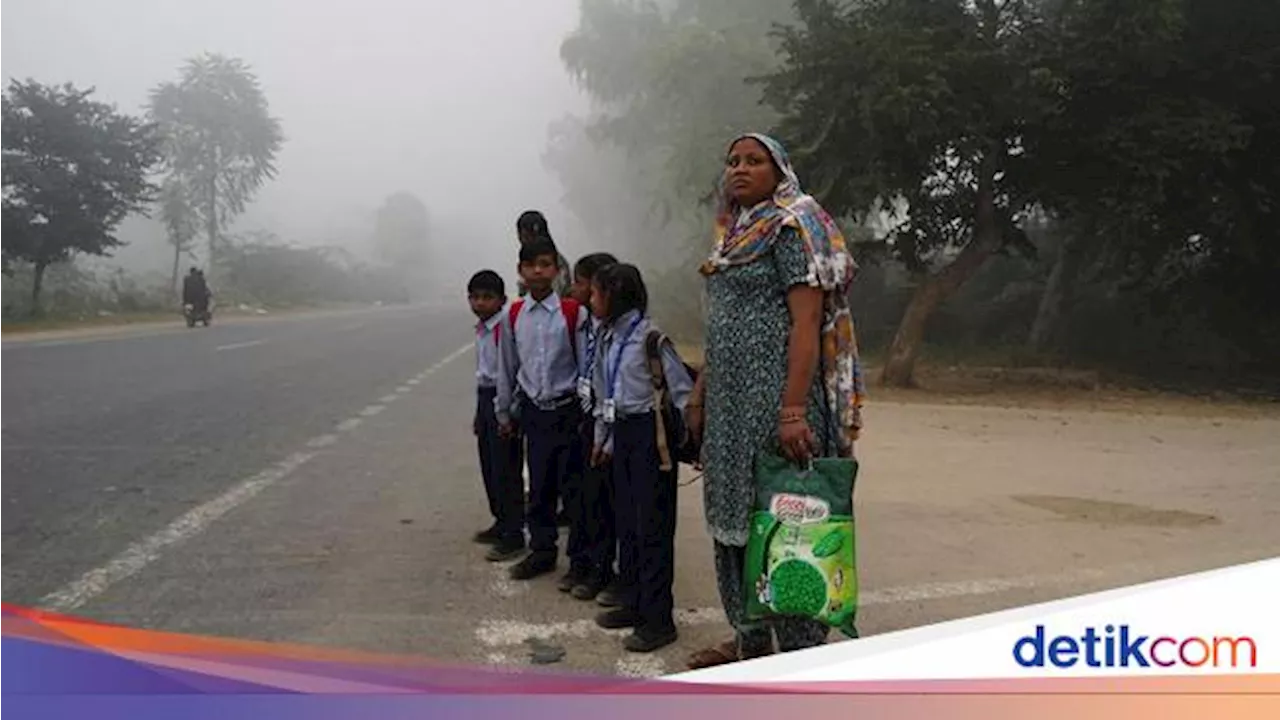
[744,451,859,638]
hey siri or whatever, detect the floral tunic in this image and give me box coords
[702,226,837,547]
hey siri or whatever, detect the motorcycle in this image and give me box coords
[183,301,213,328]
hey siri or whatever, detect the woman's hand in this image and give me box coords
[778,407,815,464]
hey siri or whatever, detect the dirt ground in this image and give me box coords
[475,351,1280,676]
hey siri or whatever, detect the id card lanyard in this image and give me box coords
[577,321,598,405]
[603,314,643,424]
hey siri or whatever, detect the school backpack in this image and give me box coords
[494,297,580,357]
[643,330,702,471]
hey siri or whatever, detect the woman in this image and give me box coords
[686,133,865,669]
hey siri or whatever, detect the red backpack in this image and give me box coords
[494,297,580,356]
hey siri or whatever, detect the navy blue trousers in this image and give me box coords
[612,414,677,632]
[520,399,582,554]
[475,387,524,543]
[574,421,617,577]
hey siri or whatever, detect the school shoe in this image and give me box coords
[595,608,639,630]
[624,626,679,654]
[472,525,502,545]
[485,539,526,563]
[557,566,589,593]
[596,581,629,608]
[509,551,557,580]
[571,572,612,601]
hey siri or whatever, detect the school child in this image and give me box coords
[467,271,526,561]
[561,252,620,600]
[589,263,693,653]
[514,210,572,528]
[495,238,589,580]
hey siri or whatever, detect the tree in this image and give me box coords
[149,54,284,269]
[2,80,161,314]
[556,0,794,264]
[159,178,200,298]
[1020,0,1254,354]
[765,0,1052,386]
[371,192,430,270]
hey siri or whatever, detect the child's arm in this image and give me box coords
[660,339,696,412]
[494,309,520,430]
[591,329,612,464]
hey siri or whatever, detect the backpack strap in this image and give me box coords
[507,299,525,339]
[644,330,674,472]
[507,298,579,357]
[560,298,580,357]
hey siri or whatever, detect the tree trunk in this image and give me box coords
[1028,232,1085,355]
[206,178,219,271]
[880,152,1003,387]
[171,241,182,302]
[30,261,47,317]
[880,239,999,386]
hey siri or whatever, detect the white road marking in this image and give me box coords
[616,655,668,678]
[306,434,339,449]
[406,379,421,386]
[395,386,412,394]
[39,450,316,612]
[214,340,265,351]
[379,394,399,404]
[473,565,1147,653]
[485,653,514,666]
[36,343,474,613]
[359,404,386,417]
[477,617,627,647]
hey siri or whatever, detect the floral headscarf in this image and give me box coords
[700,133,866,447]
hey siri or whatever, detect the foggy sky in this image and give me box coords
[1,0,589,280]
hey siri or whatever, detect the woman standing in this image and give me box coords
[686,133,865,669]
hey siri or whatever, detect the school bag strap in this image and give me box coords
[643,329,675,472]
[505,298,579,355]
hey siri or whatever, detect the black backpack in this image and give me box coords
[643,330,702,470]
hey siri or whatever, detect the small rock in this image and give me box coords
[399,518,413,525]
[526,638,566,665]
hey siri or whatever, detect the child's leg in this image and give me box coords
[475,388,501,527]
[569,419,614,597]
[522,406,560,556]
[561,413,590,578]
[495,427,526,546]
[581,439,615,580]
[621,416,678,636]
[610,432,639,612]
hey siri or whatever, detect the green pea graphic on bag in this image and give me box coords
[744,452,859,638]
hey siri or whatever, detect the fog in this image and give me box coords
[1,0,589,291]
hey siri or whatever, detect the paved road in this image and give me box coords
[4,305,1278,678]
[2,305,472,605]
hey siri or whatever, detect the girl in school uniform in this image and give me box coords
[589,263,694,653]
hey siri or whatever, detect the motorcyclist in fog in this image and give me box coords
[183,267,211,316]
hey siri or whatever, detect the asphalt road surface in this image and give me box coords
[4,304,1278,677]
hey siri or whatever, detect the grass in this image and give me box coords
[1,311,176,335]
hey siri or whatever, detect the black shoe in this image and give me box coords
[473,525,502,545]
[595,608,639,630]
[624,626,678,653]
[557,566,588,593]
[485,540,526,562]
[596,581,628,608]
[509,551,557,580]
[556,510,570,527]
[571,572,611,601]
